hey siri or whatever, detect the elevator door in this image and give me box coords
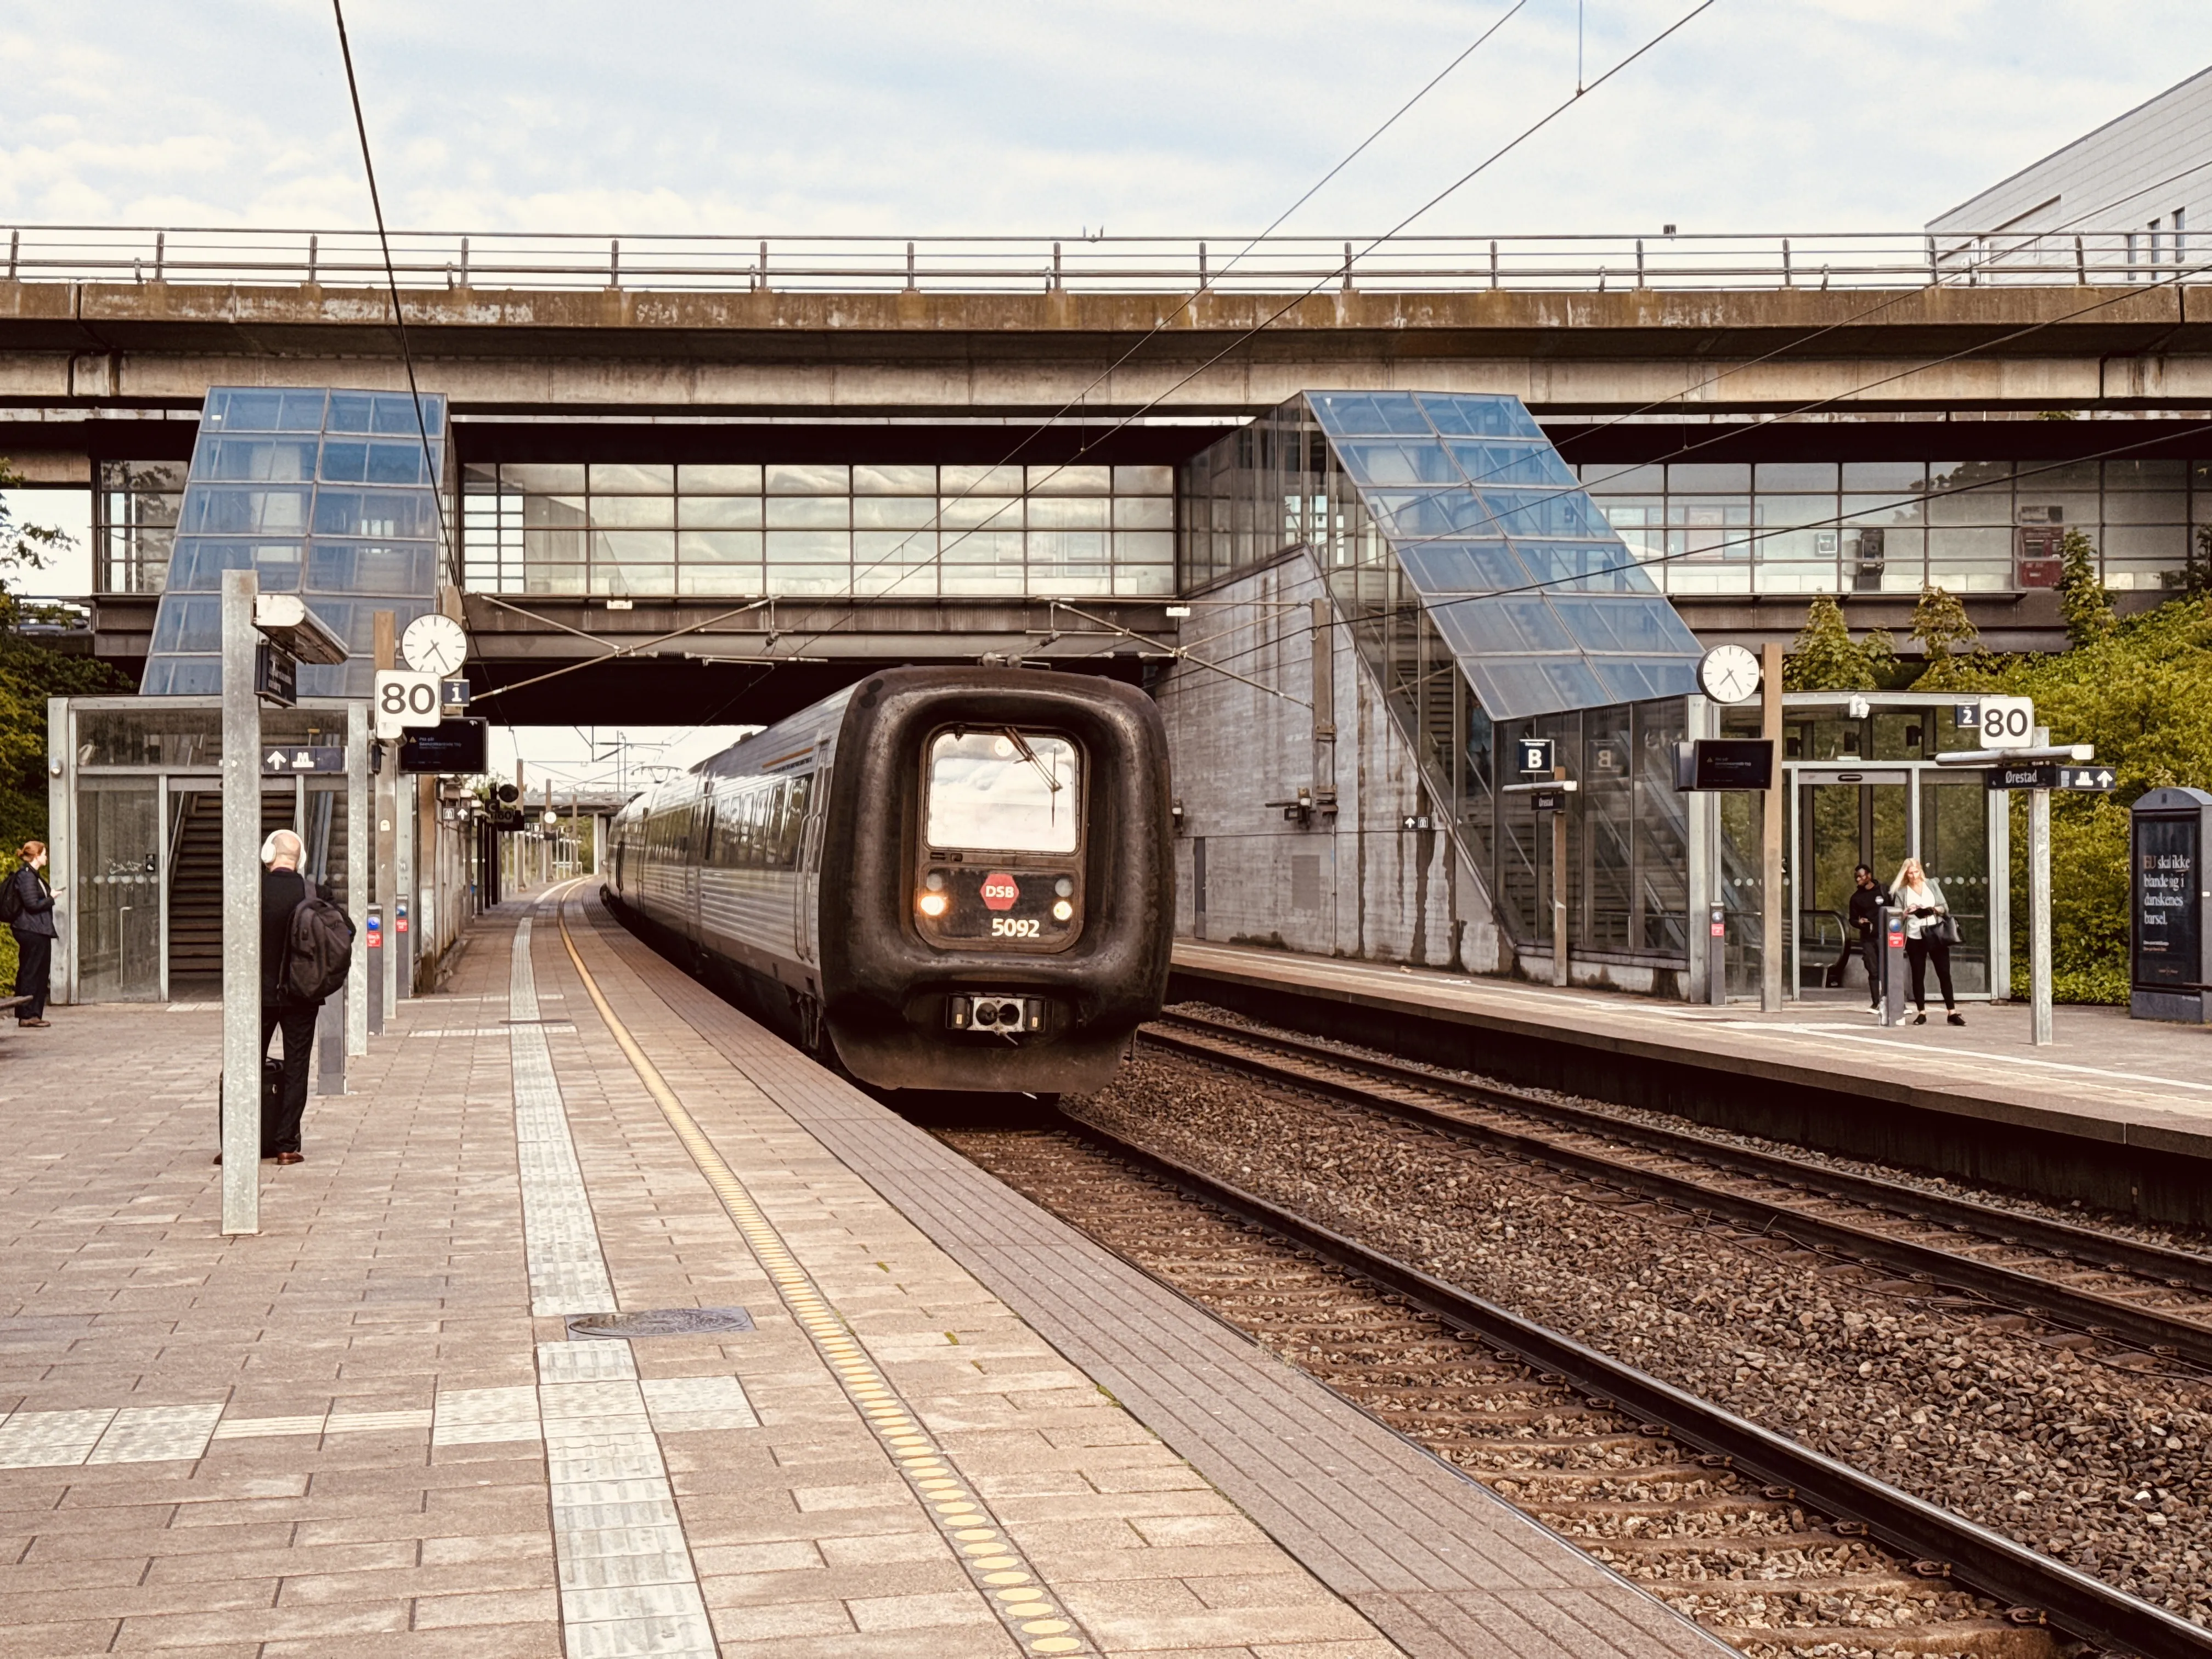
[1797,771,1908,997]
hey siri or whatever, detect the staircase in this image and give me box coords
[166,792,309,991]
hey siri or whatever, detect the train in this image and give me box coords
[602,666,1174,1096]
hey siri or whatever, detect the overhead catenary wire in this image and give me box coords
[766,0,1722,675]
[330,0,455,588]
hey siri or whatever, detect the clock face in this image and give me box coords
[402,613,469,678]
[1699,644,1762,706]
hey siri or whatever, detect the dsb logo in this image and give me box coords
[979,873,1021,912]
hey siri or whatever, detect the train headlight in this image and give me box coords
[917,891,949,918]
[1051,900,1074,921]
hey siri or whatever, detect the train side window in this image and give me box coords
[776,774,810,866]
[925,730,1081,853]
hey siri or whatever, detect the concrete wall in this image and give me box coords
[1156,552,1505,976]
[5,280,2211,416]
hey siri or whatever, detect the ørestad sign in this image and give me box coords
[1984,764,2115,792]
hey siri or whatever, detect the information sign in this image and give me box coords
[255,642,297,709]
[1515,737,1554,775]
[398,719,488,776]
[1986,763,2117,792]
[262,746,345,775]
[1673,739,1774,792]
[2134,813,2200,988]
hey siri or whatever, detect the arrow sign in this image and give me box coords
[262,747,345,774]
[2056,766,2116,793]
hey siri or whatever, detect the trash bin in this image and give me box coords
[2130,786,2212,1023]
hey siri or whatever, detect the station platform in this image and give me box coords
[1172,941,2212,1227]
[0,890,1723,1659]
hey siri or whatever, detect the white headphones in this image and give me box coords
[261,831,292,865]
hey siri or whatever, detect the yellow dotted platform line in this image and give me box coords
[554,895,1095,1657]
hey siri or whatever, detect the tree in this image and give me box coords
[1907,583,1984,690]
[0,460,133,892]
[1782,594,1894,691]
[2055,527,2117,648]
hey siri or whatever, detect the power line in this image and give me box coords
[330,1,455,589]
[770,0,1721,667]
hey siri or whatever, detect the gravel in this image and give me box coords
[1071,1052,2212,1627]
[1171,1002,2212,1260]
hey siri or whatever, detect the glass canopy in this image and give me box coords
[1182,391,1705,720]
[140,387,447,697]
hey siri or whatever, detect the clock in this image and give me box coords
[401,613,469,677]
[1697,644,1762,706]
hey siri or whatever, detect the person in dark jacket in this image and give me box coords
[257,829,331,1164]
[7,842,58,1028]
[1844,864,1885,1014]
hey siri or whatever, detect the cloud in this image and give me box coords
[3,1,2207,244]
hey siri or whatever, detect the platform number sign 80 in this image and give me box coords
[373,669,443,738]
[1978,696,2036,750]
[380,679,438,720]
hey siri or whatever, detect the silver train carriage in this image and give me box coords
[603,666,1173,1094]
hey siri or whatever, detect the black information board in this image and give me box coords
[1674,739,1774,792]
[399,718,488,776]
[2134,813,2200,987]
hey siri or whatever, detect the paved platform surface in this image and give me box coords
[1175,940,2212,1164]
[0,890,1723,1659]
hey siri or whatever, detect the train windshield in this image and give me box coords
[925,730,1081,853]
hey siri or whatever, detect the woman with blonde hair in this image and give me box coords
[3,840,57,1028]
[1891,855,1962,1026]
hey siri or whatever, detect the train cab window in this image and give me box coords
[925,730,1081,852]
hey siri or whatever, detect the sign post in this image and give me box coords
[219,569,262,1236]
[1706,900,1725,1007]
[1502,775,1579,988]
[2028,726,2053,1045]
[1760,642,1784,1013]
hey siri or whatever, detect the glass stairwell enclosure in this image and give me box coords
[1181,392,1708,983]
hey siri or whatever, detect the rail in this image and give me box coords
[1145,1012,2212,1369]
[1064,1113,2212,1659]
[2,224,2208,297]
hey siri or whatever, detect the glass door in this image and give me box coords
[76,779,162,1002]
[1920,775,1991,996]
[1795,770,1908,998]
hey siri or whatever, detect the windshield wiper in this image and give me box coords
[1005,728,1063,794]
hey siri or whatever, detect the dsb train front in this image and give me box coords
[605,668,1173,1094]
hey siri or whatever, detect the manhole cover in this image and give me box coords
[566,1307,755,1339]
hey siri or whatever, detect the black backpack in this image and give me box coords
[282,895,356,1005]
[0,872,19,926]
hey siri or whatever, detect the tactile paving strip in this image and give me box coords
[554,896,1101,1659]
[511,913,620,1317]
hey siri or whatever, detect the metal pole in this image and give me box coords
[373,611,399,1023]
[1760,642,1785,1012]
[2030,726,2053,1045]
[1550,765,1569,988]
[219,569,261,1236]
[345,700,368,1056]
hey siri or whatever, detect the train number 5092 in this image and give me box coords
[989,917,1042,939]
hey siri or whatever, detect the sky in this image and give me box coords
[6,0,2209,783]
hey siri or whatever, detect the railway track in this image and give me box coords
[1142,1010,2212,1376]
[945,1119,2212,1659]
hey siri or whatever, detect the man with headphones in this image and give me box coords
[257,828,332,1166]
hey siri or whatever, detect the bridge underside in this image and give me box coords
[7,279,2212,713]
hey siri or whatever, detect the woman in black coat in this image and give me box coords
[6,840,57,1028]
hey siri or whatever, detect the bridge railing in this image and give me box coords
[1,225,2205,296]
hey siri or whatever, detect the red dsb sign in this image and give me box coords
[979,872,1020,911]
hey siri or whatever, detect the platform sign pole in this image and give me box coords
[1550,766,1570,986]
[345,699,369,1058]
[219,568,262,1237]
[1759,642,1784,1012]
[373,612,399,1023]
[2030,725,2054,1046]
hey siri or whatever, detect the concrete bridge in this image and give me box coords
[2,278,2208,421]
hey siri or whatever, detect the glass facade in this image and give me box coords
[95,461,186,595]
[460,462,1176,599]
[139,388,447,697]
[1584,457,2212,596]
[1181,390,1704,721]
